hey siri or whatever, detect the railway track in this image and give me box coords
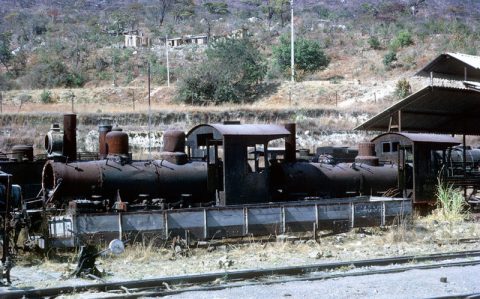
[2,250,480,298]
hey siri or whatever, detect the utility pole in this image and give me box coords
[166,35,170,87]
[290,0,295,83]
[148,62,152,160]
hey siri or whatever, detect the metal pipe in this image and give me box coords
[63,114,77,161]
[284,123,296,163]
[98,125,112,159]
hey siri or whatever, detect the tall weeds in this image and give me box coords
[433,178,468,222]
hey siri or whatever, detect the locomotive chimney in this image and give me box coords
[63,114,77,161]
[284,123,296,163]
[355,142,379,166]
[98,124,113,159]
[160,130,187,165]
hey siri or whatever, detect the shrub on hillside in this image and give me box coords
[390,30,414,50]
[394,78,411,99]
[22,61,86,89]
[368,36,381,50]
[383,51,397,68]
[273,36,329,79]
[177,38,266,105]
[40,90,53,103]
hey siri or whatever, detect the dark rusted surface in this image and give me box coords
[106,128,129,157]
[355,142,379,166]
[10,145,33,162]
[271,162,398,199]
[159,152,188,165]
[98,125,112,159]
[42,159,210,204]
[163,130,186,152]
[63,114,77,161]
[284,123,296,163]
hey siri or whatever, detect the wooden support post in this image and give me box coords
[398,110,402,132]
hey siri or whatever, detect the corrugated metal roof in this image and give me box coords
[355,85,480,135]
[209,124,290,137]
[416,52,480,81]
[372,132,460,145]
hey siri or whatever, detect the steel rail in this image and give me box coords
[101,259,480,299]
[2,250,480,299]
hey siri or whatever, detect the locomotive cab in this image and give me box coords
[186,123,290,206]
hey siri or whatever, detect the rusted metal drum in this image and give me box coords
[106,127,129,157]
[11,145,34,161]
[355,142,379,166]
[163,130,186,152]
[98,124,112,159]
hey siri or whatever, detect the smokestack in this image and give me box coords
[284,123,296,163]
[63,114,77,161]
[355,142,379,166]
[98,124,112,159]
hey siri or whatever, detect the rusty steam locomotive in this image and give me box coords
[38,116,398,214]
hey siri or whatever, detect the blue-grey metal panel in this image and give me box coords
[354,202,383,227]
[122,213,164,231]
[248,207,282,235]
[385,200,412,216]
[285,206,316,232]
[167,211,204,229]
[76,214,118,233]
[318,204,351,220]
[206,209,244,238]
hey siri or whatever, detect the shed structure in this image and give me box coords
[357,52,480,205]
[371,132,460,204]
[186,123,290,205]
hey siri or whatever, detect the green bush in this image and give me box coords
[368,36,381,50]
[383,51,397,67]
[177,38,266,105]
[390,30,413,50]
[273,36,330,78]
[40,90,53,104]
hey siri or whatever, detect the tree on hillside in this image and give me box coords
[177,38,266,105]
[201,2,230,38]
[157,0,173,26]
[172,0,196,23]
[261,0,290,28]
[0,32,12,72]
[273,36,330,79]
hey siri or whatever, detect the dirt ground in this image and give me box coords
[1,215,479,293]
